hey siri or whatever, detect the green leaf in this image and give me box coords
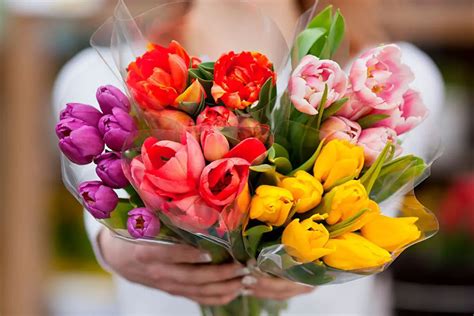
[199,62,215,72]
[315,84,329,130]
[268,143,293,174]
[250,77,275,122]
[328,208,368,238]
[360,142,393,194]
[272,157,293,175]
[326,10,345,57]
[307,5,333,30]
[295,27,326,61]
[290,138,325,175]
[188,68,202,80]
[321,97,348,121]
[357,114,390,129]
[243,224,273,257]
[271,143,290,160]
[177,101,199,115]
[102,200,135,229]
[250,164,275,173]
[370,155,427,202]
[285,259,335,285]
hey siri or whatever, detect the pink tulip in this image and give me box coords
[337,87,371,121]
[127,157,165,210]
[165,195,219,230]
[199,158,250,208]
[288,55,347,115]
[372,89,429,135]
[357,127,401,166]
[319,116,362,143]
[350,44,414,110]
[141,132,205,198]
[200,128,230,161]
[196,106,239,127]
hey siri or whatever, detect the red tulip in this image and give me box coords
[199,158,250,208]
[224,137,267,164]
[196,106,239,128]
[211,51,275,110]
[126,41,204,111]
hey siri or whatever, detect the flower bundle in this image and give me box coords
[56,1,440,314]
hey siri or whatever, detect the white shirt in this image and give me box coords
[53,43,443,316]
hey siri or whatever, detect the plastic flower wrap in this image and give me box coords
[56,1,441,315]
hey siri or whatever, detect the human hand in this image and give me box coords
[241,274,315,301]
[98,229,248,306]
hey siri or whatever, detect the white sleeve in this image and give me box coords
[53,47,121,272]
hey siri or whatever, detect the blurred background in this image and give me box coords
[0,0,472,315]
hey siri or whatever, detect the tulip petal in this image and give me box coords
[224,137,267,164]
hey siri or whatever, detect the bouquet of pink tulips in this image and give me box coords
[56,1,440,315]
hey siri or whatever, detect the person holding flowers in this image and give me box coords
[53,0,444,315]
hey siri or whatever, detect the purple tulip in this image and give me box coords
[60,103,103,126]
[96,85,131,115]
[98,108,136,151]
[56,118,104,164]
[94,152,129,188]
[127,207,161,238]
[78,181,118,219]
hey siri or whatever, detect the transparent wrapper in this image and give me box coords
[58,2,443,315]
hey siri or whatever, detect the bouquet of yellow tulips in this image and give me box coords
[57,1,441,315]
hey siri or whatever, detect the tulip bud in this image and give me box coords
[279,171,323,213]
[144,109,194,131]
[319,116,361,143]
[78,181,118,219]
[323,233,392,270]
[313,139,364,190]
[322,180,380,231]
[175,80,206,114]
[60,103,103,126]
[249,185,294,227]
[56,118,104,164]
[196,106,239,127]
[282,214,334,263]
[127,207,161,238]
[200,129,230,161]
[94,152,129,188]
[361,215,421,252]
[357,127,401,166]
[238,117,270,143]
[98,108,136,151]
[96,85,131,115]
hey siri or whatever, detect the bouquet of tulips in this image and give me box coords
[56,1,440,315]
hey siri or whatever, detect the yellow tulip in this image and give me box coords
[361,215,421,252]
[249,185,294,226]
[313,139,364,190]
[323,233,392,270]
[279,170,324,213]
[322,180,380,230]
[282,214,334,263]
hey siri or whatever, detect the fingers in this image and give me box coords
[245,275,315,301]
[159,278,243,298]
[152,262,248,285]
[134,243,213,264]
